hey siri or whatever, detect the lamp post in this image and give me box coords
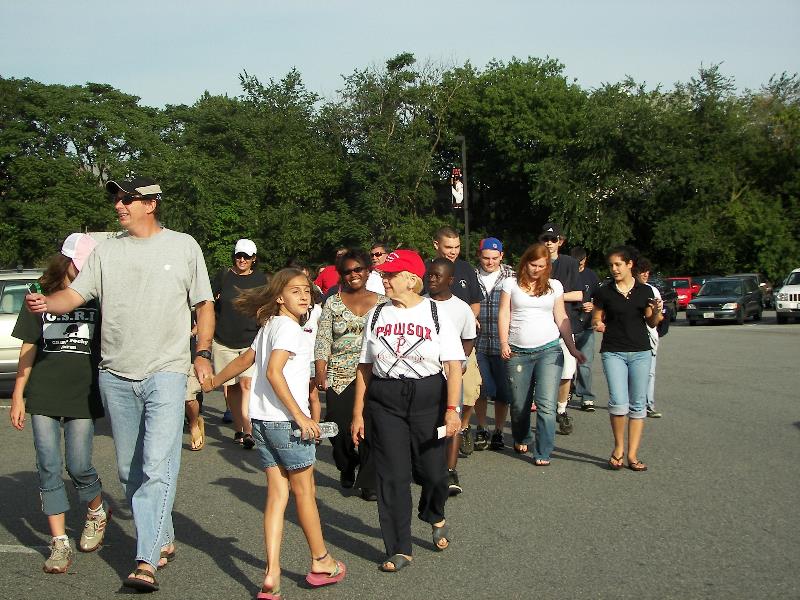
[455,135,469,257]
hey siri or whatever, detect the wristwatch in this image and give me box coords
[196,350,212,360]
[446,405,461,414]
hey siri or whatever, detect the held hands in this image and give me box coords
[200,372,215,393]
[571,349,588,365]
[194,356,213,391]
[593,321,606,333]
[351,414,365,446]
[444,410,460,438]
[25,293,47,314]
[500,342,512,360]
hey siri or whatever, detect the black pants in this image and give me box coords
[368,374,448,557]
[325,382,375,490]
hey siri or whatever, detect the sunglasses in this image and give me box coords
[234,253,255,260]
[370,251,386,258]
[341,266,366,276]
[112,193,149,206]
[540,236,559,243]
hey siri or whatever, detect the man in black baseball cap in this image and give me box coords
[105,177,163,198]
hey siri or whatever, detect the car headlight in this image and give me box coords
[687,303,696,310]
[722,302,739,310]
[777,292,788,301]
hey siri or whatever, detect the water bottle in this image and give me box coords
[293,421,339,439]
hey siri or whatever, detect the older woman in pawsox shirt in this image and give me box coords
[351,249,465,573]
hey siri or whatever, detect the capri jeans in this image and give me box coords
[30,414,102,516]
[506,344,563,461]
[601,351,652,419]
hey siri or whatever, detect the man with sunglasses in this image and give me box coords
[539,223,582,436]
[25,177,214,593]
[365,242,389,293]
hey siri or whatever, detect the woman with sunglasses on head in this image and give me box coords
[592,246,662,472]
[211,239,268,448]
[314,250,386,500]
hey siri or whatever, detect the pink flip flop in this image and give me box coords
[305,560,346,587]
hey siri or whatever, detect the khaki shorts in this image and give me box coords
[462,349,482,407]
[186,370,201,401]
[212,340,255,386]
[560,337,577,380]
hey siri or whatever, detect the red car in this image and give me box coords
[665,277,700,310]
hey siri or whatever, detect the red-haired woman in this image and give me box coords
[498,243,585,466]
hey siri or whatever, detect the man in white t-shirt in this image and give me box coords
[425,258,477,496]
[365,242,389,294]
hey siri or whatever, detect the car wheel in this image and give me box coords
[689,319,697,326]
[777,314,788,324]
[736,308,745,325]
[670,305,677,322]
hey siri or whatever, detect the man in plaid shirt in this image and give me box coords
[470,237,516,451]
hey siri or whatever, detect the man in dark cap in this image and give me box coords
[26,176,214,593]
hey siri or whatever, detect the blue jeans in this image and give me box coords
[99,370,187,568]
[647,352,657,410]
[506,344,563,460]
[601,351,652,419]
[30,415,102,516]
[574,329,596,402]
[476,352,510,404]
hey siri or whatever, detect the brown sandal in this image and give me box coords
[608,454,624,470]
[628,459,648,472]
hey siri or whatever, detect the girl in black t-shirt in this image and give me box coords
[592,247,662,472]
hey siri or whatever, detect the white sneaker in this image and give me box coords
[79,506,110,552]
[43,537,73,574]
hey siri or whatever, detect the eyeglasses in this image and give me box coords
[341,266,366,276]
[370,251,386,258]
[540,236,559,243]
[234,253,255,260]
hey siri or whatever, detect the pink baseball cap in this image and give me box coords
[61,233,98,272]
[374,249,426,279]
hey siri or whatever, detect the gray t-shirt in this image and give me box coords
[70,228,213,380]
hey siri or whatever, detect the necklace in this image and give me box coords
[615,280,633,298]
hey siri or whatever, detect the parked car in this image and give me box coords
[664,277,699,310]
[727,273,773,308]
[774,268,800,324]
[0,269,43,384]
[686,277,763,325]
[648,275,678,322]
[691,275,722,288]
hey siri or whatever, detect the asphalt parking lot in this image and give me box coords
[1,312,798,599]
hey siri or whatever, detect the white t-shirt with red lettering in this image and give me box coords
[249,315,310,422]
[359,298,466,379]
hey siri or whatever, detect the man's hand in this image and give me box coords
[194,356,213,387]
[25,293,47,314]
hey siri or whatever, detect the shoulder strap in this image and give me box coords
[370,302,386,333]
[429,299,440,334]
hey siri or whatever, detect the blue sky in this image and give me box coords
[2,0,797,107]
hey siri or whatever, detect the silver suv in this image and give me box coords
[0,269,44,384]
[775,268,800,324]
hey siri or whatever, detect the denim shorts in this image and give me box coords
[250,419,316,471]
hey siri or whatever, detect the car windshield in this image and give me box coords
[785,273,800,286]
[670,279,690,288]
[698,281,742,297]
[0,281,33,314]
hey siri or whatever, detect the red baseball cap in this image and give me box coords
[374,249,426,279]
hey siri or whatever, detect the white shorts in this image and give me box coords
[560,337,576,380]
[212,340,255,386]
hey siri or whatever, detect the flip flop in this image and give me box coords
[534,458,551,466]
[379,554,412,573]
[305,560,346,587]
[608,454,624,470]
[432,523,450,551]
[628,460,648,472]
[157,547,176,570]
[190,416,205,451]
[256,588,282,600]
[514,443,528,454]
[123,568,159,592]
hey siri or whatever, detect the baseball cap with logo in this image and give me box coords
[105,177,162,199]
[234,239,257,256]
[480,237,503,252]
[374,249,426,279]
[61,233,98,272]
[539,222,562,239]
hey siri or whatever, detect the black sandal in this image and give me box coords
[432,523,450,551]
[123,568,159,592]
[379,554,412,572]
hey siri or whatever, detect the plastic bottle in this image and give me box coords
[292,421,339,439]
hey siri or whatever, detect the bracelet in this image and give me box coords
[446,405,461,413]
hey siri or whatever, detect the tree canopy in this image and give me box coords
[2,56,798,280]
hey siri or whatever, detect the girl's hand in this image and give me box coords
[10,396,25,430]
[200,373,215,393]
[444,410,460,438]
[351,414,365,446]
[294,414,321,440]
[571,349,588,365]
[500,342,512,360]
